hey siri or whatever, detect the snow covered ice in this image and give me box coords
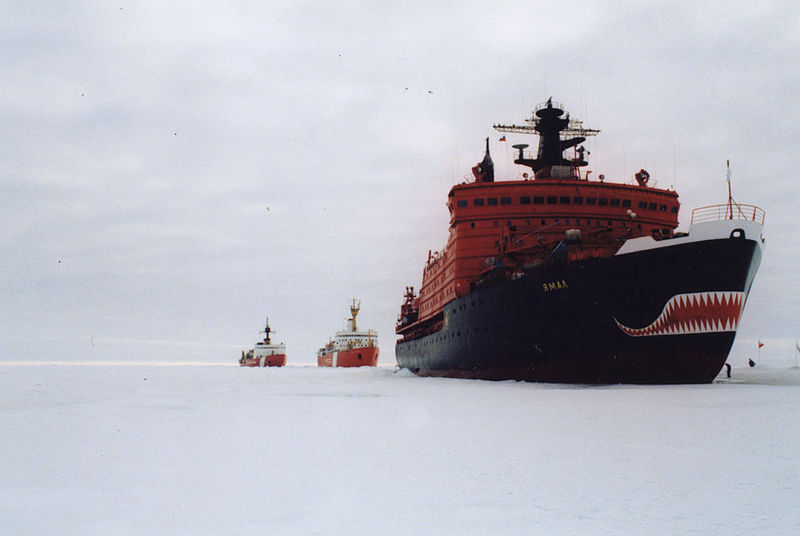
[2,363,799,535]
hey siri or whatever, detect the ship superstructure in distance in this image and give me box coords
[240,317,287,367]
[318,299,379,367]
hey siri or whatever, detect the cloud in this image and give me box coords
[2,1,798,365]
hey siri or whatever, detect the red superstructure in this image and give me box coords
[317,299,379,367]
[398,100,680,342]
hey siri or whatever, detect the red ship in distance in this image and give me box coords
[318,299,379,367]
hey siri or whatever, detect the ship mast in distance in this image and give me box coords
[350,298,361,331]
[261,317,273,343]
[494,98,599,177]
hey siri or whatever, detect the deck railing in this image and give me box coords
[691,203,765,225]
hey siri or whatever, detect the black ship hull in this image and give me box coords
[396,233,762,384]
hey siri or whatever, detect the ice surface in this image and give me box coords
[1,364,798,535]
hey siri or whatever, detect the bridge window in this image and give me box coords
[638,201,648,209]
[671,206,678,213]
[573,196,584,204]
[457,200,467,208]
[659,204,667,211]
[547,196,557,204]
[501,197,512,205]
[521,196,531,204]
[586,197,597,205]
[598,198,609,206]
[533,196,544,204]
[622,199,631,208]
[488,197,498,206]
[474,198,485,206]
[560,196,571,204]
[648,202,657,210]
[609,198,620,207]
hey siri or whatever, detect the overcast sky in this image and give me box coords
[2,1,798,365]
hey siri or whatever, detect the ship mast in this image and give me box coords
[494,98,599,178]
[350,298,361,332]
[261,317,273,344]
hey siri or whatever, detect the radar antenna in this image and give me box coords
[494,118,600,138]
[494,101,600,138]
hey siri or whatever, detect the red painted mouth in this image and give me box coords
[615,291,746,337]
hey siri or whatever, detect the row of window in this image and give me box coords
[457,196,677,213]
[467,218,671,234]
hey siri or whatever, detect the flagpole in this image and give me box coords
[726,159,733,219]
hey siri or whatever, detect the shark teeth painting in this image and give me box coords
[615,291,746,337]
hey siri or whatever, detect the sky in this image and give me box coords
[2,1,799,365]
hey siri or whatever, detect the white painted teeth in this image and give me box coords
[615,291,746,337]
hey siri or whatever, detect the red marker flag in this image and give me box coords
[758,340,765,348]
[499,136,506,142]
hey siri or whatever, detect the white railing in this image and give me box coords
[691,203,765,225]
